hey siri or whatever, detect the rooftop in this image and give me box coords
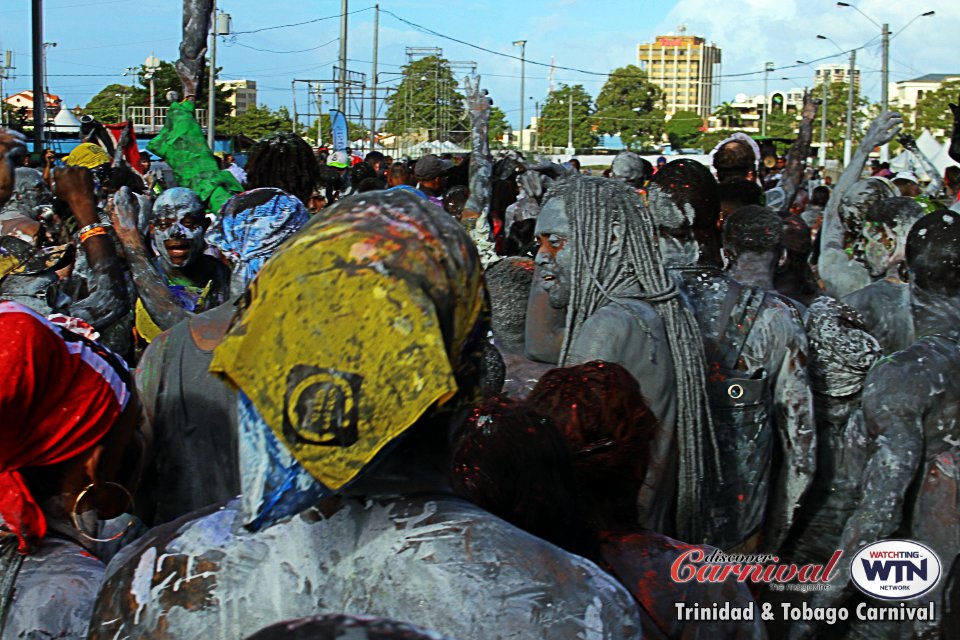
[901,73,960,83]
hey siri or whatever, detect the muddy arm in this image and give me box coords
[898,133,944,197]
[776,93,819,215]
[112,187,190,330]
[53,167,129,329]
[763,315,816,552]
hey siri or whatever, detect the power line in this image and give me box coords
[225,36,339,54]
[231,6,374,35]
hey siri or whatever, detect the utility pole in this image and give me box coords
[534,100,539,152]
[513,40,526,150]
[291,81,298,134]
[761,61,773,137]
[0,51,13,127]
[31,0,44,152]
[819,80,828,168]
[566,93,574,154]
[207,0,218,149]
[880,22,890,162]
[370,4,378,148]
[844,49,856,168]
[338,0,348,113]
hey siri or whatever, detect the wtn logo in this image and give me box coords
[861,558,927,583]
[851,540,941,601]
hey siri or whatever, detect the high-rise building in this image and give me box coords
[216,79,257,116]
[637,31,721,118]
[814,64,860,89]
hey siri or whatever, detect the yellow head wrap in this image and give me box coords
[211,191,488,491]
[63,143,110,169]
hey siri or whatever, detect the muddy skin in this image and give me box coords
[177,0,214,98]
[0,168,50,222]
[818,111,903,298]
[770,93,820,216]
[795,215,960,640]
[113,188,229,332]
[462,76,498,266]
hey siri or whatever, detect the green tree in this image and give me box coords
[488,105,509,144]
[219,104,303,140]
[764,109,798,139]
[304,113,368,146]
[813,81,870,160]
[135,60,234,127]
[666,110,703,149]
[594,65,665,150]
[912,79,960,137]
[83,83,134,123]
[383,55,466,142]
[713,102,740,128]
[698,128,737,152]
[538,84,596,149]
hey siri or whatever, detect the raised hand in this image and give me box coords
[52,165,96,206]
[863,111,904,149]
[897,133,917,150]
[112,186,142,241]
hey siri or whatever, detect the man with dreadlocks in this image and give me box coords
[530,175,718,542]
[648,159,815,553]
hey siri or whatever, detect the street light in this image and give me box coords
[144,52,161,133]
[42,42,56,103]
[762,62,774,136]
[816,34,857,168]
[837,2,934,161]
[798,59,829,168]
[513,40,526,151]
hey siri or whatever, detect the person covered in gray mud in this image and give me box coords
[484,256,553,399]
[111,186,230,346]
[817,111,903,298]
[527,174,717,542]
[0,134,130,352]
[87,190,641,640]
[774,215,821,309]
[841,196,926,354]
[722,204,807,312]
[795,210,960,640]
[780,297,881,568]
[648,159,815,553]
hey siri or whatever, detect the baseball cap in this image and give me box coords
[893,171,919,185]
[414,154,453,180]
[327,151,350,169]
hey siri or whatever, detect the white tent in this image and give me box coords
[48,106,81,133]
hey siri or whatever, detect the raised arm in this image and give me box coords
[462,75,498,266]
[111,187,190,330]
[898,133,944,197]
[53,166,129,329]
[819,111,902,256]
[776,93,820,215]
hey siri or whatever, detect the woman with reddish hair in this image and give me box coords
[0,301,142,638]
[454,362,766,639]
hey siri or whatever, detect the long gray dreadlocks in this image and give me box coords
[547,175,720,541]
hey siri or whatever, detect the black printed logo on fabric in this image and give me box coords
[283,365,362,447]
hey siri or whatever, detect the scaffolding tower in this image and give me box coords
[292,65,367,151]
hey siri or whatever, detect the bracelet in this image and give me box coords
[79,226,108,243]
[77,222,104,236]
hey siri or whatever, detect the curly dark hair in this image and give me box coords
[527,361,658,526]
[244,133,320,205]
[451,397,600,561]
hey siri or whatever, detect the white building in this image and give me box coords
[890,74,960,112]
[814,63,861,89]
[216,79,257,116]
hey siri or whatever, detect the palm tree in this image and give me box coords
[713,102,740,128]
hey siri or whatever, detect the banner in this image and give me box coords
[330,110,348,153]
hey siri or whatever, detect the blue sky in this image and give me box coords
[2,0,956,129]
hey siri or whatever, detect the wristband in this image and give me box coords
[79,226,108,243]
[77,222,104,236]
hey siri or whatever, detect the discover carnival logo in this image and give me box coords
[850,540,942,600]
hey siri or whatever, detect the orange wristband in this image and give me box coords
[79,226,108,243]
